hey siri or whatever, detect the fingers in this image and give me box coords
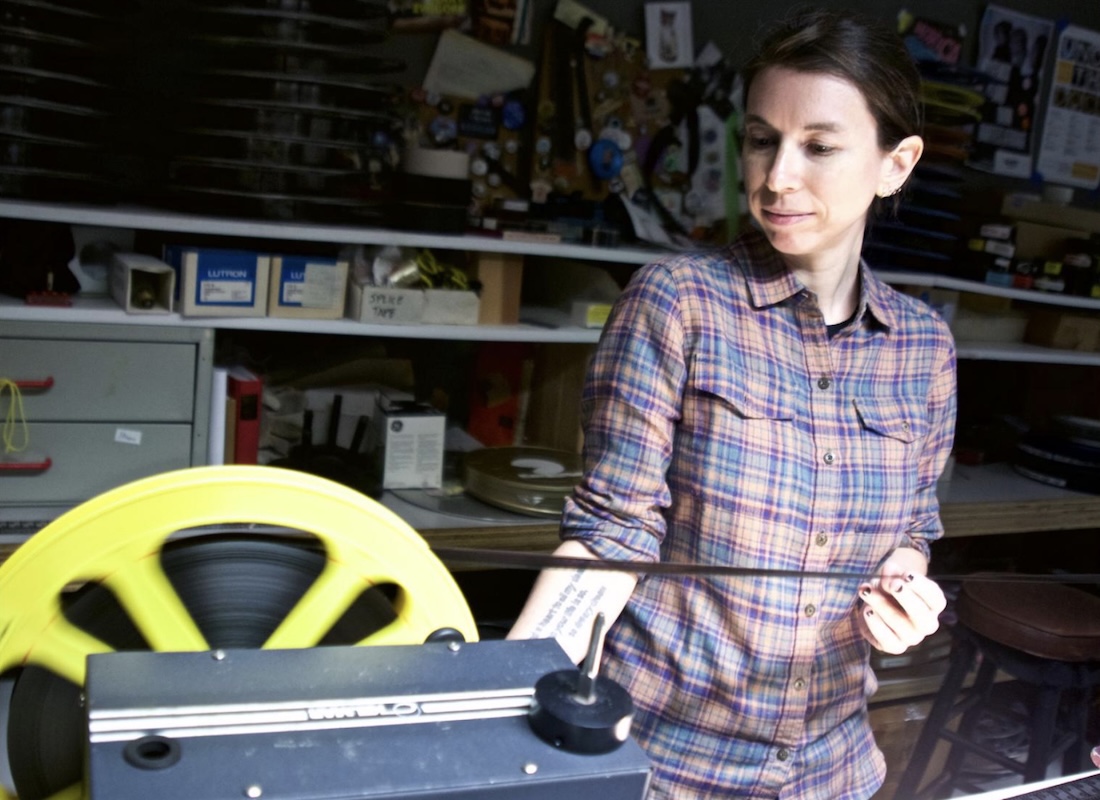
[857,572,946,653]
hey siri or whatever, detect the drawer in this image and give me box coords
[1,338,196,422]
[0,422,194,504]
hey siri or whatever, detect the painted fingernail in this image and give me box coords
[905,573,915,582]
[892,580,904,593]
[860,586,871,598]
[865,608,874,617]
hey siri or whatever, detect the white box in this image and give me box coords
[268,254,349,320]
[164,246,270,317]
[423,288,480,324]
[372,397,445,489]
[109,253,175,314]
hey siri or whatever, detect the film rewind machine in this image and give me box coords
[0,465,652,800]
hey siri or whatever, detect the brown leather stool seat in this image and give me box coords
[892,578,1100,800]
[959,579,1100,663]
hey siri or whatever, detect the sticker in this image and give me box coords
[502,100,526,130]
[298,262,339,308]
[114,429,142,446]
[457,104,499,140]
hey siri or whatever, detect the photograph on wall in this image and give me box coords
[969,4,1054,178]
[1036,24,1100,190]
[645,2,694,69]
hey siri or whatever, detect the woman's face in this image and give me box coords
[742,66,904,270]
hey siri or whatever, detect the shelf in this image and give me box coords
[954,340,1100,366]
[877,269,1100,313]
[7,295,1100,360]
[938,462,1100,536]
[0,198,664,266]
[0,295,602,343]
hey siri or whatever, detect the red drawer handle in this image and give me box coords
[0,458,52,473]
[13,377,54,391]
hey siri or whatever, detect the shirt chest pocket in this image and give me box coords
[853,396,928,443]
[683,357,799,449]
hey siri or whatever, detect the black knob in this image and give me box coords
[529,668,634,754]
[527,612,634,754]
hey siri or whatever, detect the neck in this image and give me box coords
[786,253,862,325]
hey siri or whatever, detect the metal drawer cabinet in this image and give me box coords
[0,320,213,513]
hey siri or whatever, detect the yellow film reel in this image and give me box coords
[0,464,478,800]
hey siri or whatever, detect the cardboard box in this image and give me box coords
[267,254,348,320]
[345,283,479,325]
[371,396,445,489]
[1002,194,1100,235]
[109,253,175,314]
[1012,220,1091,260]
[469,252,522,324]
[1025,310,1100,352]
[164,246,270,317]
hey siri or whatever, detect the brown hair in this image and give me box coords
[741,7,923,210]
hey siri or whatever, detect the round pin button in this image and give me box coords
[588,139,623,180]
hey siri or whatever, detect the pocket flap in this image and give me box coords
[853,396,926,443]
[690,356,797,421]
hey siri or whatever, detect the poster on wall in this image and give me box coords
[645,2,694,69]
[1035,24,1100,190]
[969,4,1054,179]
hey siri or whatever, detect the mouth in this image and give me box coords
[762,209,812,226]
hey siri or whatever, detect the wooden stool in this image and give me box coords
[892,579,1100,800]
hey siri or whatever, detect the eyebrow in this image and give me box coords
[743,114,844,133]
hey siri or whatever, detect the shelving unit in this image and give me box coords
[3,198,1100,544]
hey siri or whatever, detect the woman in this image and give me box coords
[509,7,955,799]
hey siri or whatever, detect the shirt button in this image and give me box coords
[794,677,806,690]
[804,604,817,617]
[817,377,831,390]
[823,451,836,465]
[815,532,828,547]
[777,748,790,761]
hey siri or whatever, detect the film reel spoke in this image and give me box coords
[264,562,374,648]
[105,557,207,652]
[358,616,419,647]
[24,615,112,687]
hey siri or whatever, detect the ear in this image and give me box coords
[878,135,924,197]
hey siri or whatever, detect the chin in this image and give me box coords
[759,227,817,257]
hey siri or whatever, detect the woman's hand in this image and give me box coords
[856,547,946,654]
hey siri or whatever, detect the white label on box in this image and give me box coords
[201,280,254,304]
[114,428,142,445]
[364,289,423,323]
[382,414,444,488]
[299,262,339,307]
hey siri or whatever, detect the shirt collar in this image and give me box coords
[735,228,897,333]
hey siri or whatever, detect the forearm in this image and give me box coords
[506,539,639,663]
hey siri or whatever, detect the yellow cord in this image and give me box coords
[0,379,29,454]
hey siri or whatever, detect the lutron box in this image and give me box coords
[268,254,349,320]
[164,246,271,317]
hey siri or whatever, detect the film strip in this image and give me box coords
[431,546,1100,585]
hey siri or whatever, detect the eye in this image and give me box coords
[808,142,836,156]
[743,133,776,151]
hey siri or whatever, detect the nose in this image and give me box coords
[765,144,801,194]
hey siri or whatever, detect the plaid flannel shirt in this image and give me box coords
[562,229,957,799]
